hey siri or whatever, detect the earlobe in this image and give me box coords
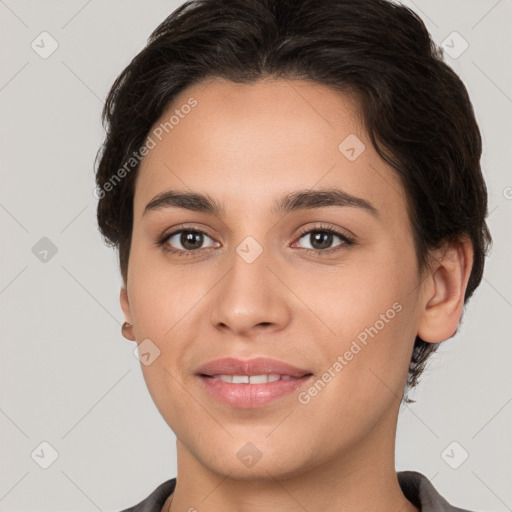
[417,237,474,344]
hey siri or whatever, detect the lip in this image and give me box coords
[196,357,313,409]
[196,357,312,379]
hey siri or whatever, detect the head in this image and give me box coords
[95,0,491,480]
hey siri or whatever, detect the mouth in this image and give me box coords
[197,373,314,409]
[200,373,310,383]
[195,357,314,408]
[195,356,312,379]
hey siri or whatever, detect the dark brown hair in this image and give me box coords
[95,0,492,402]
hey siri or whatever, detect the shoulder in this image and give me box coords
[119,473,480,512]
[398,470,478,512]
[118,478,176,512]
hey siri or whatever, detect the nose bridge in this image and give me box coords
[233,235,272,291]
[210,235,290,335]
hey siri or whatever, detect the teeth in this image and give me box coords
[244,374,267,384]
[210,374,294,384]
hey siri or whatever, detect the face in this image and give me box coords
[121,77,426,480]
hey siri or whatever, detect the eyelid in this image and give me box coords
[294,223,354,243]
[157,222,355,256]
[154,224,216,258]
[292,223,355,253]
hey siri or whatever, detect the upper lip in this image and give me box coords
[196,357,312,378]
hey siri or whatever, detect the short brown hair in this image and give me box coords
[95,0,492,402]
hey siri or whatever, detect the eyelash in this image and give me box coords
[156,223,355,258]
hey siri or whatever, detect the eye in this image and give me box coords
[293,225,354,255]
[156,223,354,258]
[158,227,218,257]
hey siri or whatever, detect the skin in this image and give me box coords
[119,76,473,512]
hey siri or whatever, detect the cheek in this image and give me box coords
[128,246,207,335]
[293,247,418,393]
[290,295,416,455]
[127,248,209,394]
[293,249,414,338]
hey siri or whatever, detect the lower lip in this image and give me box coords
[198,375,313,409]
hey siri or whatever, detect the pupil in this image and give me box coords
[182,231,202,250]
[177,231,333,251]
[312,232,332,249]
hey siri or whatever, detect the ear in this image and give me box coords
[120,286,132,323]
[120,286,136,341]
[417,236,474,343]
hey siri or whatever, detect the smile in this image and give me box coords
[198,374,313,408]
[208,374,296,383]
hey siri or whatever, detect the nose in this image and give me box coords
[210,244,292,338]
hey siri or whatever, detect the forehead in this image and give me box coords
[134,76,405,220]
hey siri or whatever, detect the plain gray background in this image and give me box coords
[0,0,511,510]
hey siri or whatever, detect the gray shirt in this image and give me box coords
[119,470,476,512]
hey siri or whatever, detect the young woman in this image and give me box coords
[95,0,491,510]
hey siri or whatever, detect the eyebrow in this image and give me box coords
[143,187,379,219]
